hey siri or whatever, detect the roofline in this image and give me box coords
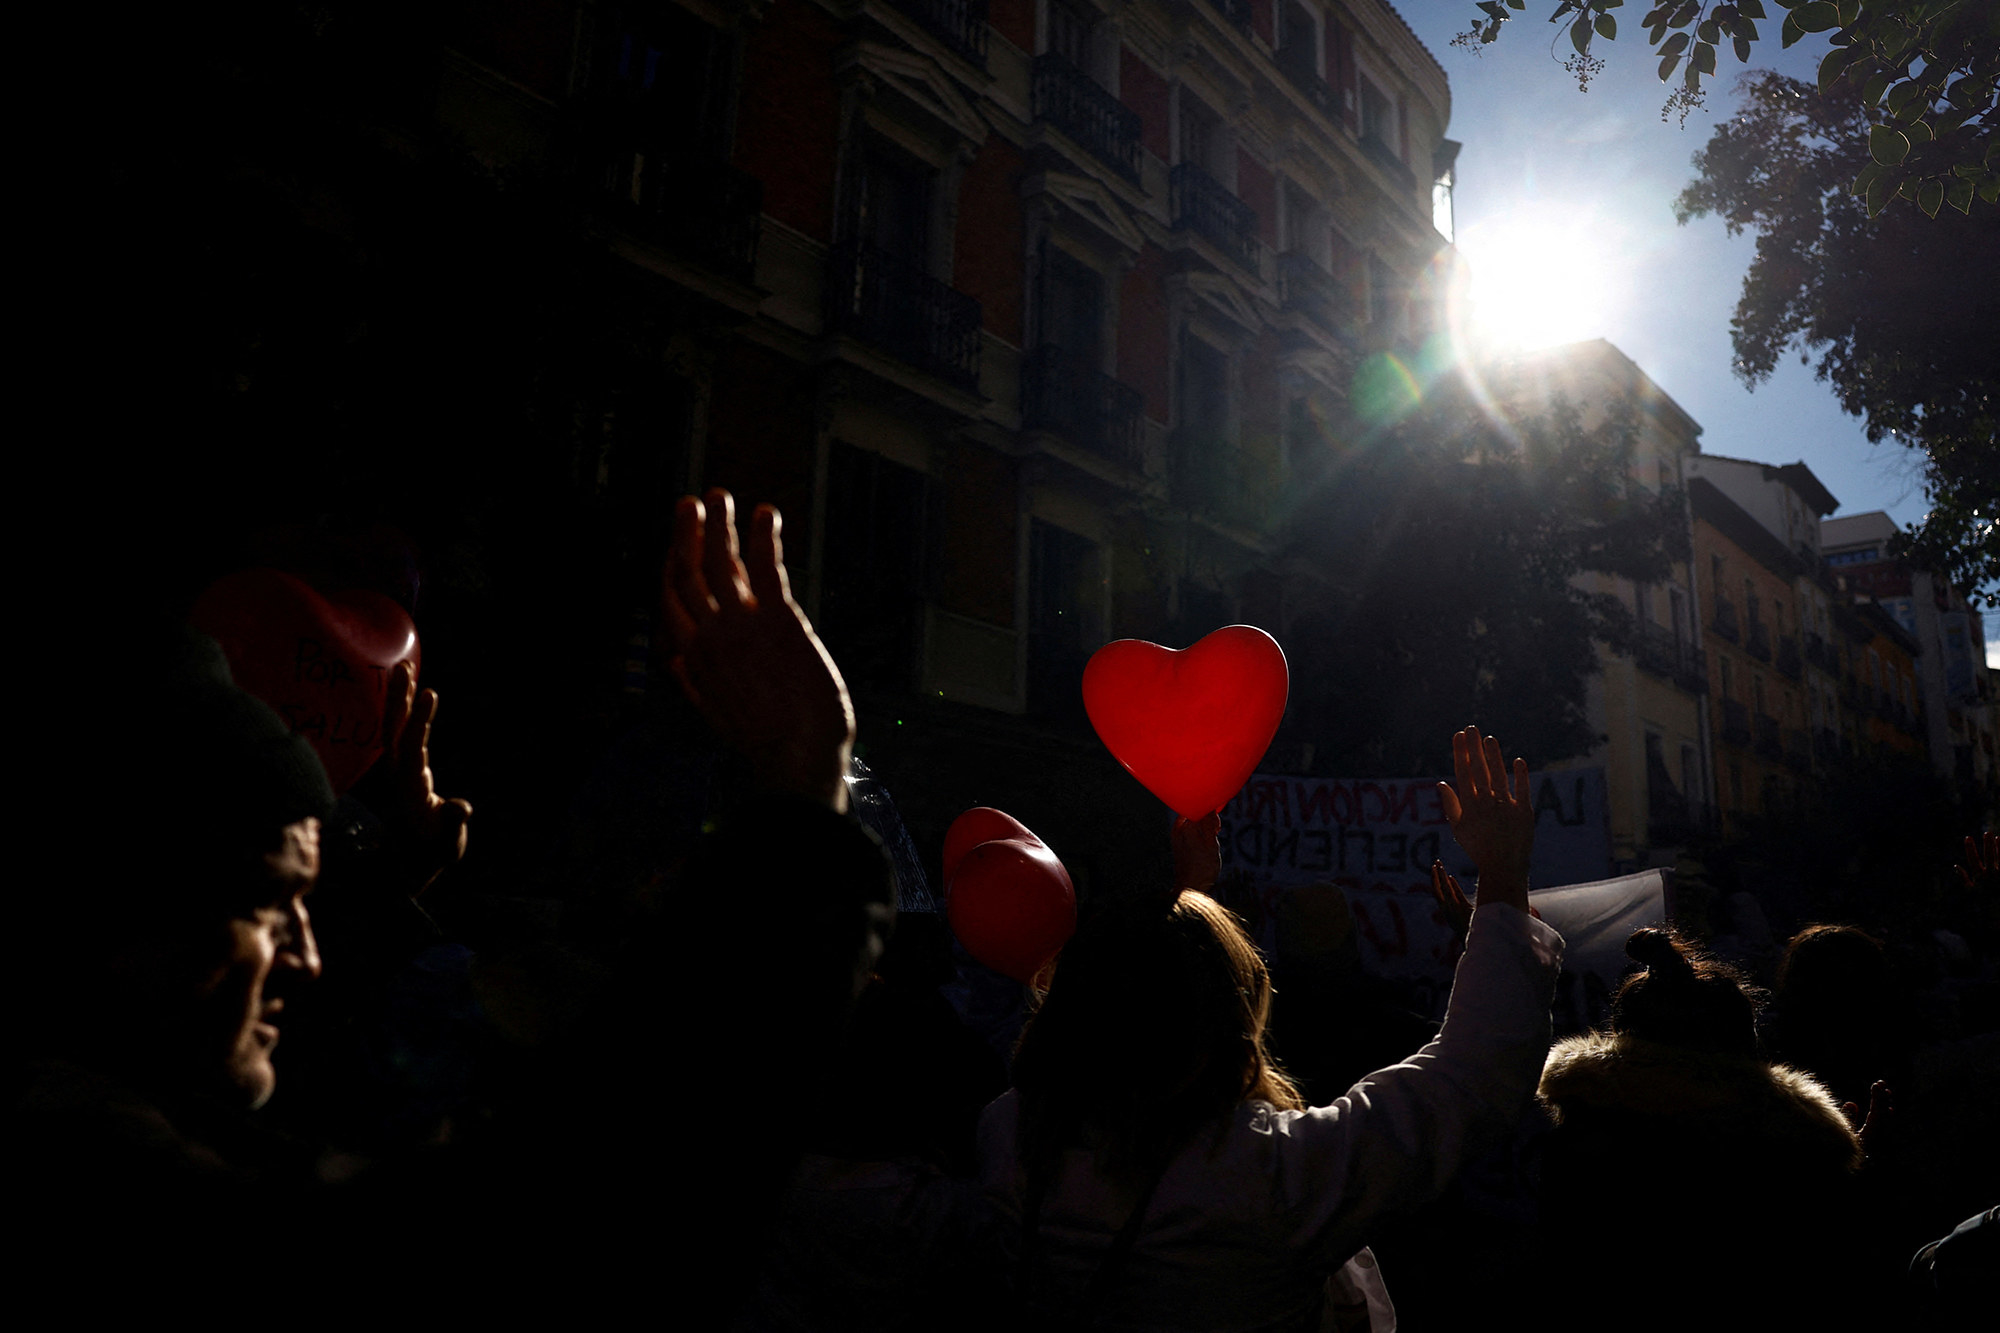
[1695,453,1840,515]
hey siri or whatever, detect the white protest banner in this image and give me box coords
[1215,768,1612,988]
[1529,870,1671,1035]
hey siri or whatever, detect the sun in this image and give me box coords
[1453,206,1625,353]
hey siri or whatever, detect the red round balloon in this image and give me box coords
[944,807,1076,984]
[1081,625,1289,820]
[190,569,420,795]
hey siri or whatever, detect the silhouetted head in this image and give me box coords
[1612,926,1758,1058]
[1013,890,1302,1181]
[1775,924,1888,1009]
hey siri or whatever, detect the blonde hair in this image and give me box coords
[1013,890,1303,1187]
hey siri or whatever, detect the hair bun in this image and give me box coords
[1627,927,1694,978]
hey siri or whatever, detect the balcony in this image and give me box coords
[1359,134,1417,193]
[1777,634,1803,680]
[1754,712,1783,759]
[1204,0,1254,36]
[1675,646,1709,695]
[1171,162,1260,274]
[1033,54,1141,183]
[888,0,988,65]
[1784,728,1812,772]
[1711,597,1740,643]
[1277,251,1350,335]
[825,240,983,392]
[1721,698,1751,745]
[600,148,763,282]
[1021,345,1145,471]
[1275,42,1335,118]
[1636,623,1677,680]
[1746,619,1772,662]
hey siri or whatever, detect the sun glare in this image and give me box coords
[1454,208,1625,353]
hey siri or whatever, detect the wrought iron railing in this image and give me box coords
[825,240,983,392]
[1021,345,1145,470]
[1171,161,1259,273]
[601,147,763,281]
[888,0,989,65]
[1722,697,1751,745]
[1359,133,1416,192]
[1033,53,1142,182]
[1776,634,1802,679]
[1278,251,1349,334]
[1711,597,1740,642]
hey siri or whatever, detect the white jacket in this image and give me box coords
[978,902,1564,1332]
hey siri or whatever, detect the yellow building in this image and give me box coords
[1496,341,1709,871]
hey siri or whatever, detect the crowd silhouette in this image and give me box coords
[16,489,1995,1330]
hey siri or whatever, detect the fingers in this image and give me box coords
[746,504,791,608]
[702,488,750,614]
[1482,733,1505,801]
[385,660,416,752]
[1437,780,1463,825]
[407,687,439,772]
[667,495,716,638]
[1512,756,1530,805]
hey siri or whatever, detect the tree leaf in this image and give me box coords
[1508,0,1527,8]
[1671,1,1699,27]
[1886,79,1919,114]
[1734,32,1752,61]
[1659,50,1684,80]
[1905,119,1933,145]
[1597,13,1618,39]
[1979,177,2000,205]
[1660,31,1690,55]
[1781,12,1804,47]
[1795,1,1838,32]
[1818,49,1850,92]
[1737,0,1766,17]
[1694,40,1716,75]
[1573,16,1594,53]
[1697,17,1719,42]
[1918,179,1944,218]
[1945,177,1975,213]
[1834,0,1859,26]
[1861,71,1890,106]
[1869,124,1910,165]
[1864,169,1891,215]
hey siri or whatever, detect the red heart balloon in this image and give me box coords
[189,569,420,795]
[1082,626,1289,819]
[945,808,1076,985]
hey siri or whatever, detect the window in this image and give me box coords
[1358,78,1395,154]
[1027,520,1103,719]
[1178,92,1224,177]
[850,132,935,262]
[1178,334,1229,447]
[1047,0,1094,67]
[820,444,934,695]
[1041,248,1105,367]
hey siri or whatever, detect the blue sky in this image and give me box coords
[1389,1,1998,661]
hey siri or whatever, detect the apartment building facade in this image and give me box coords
[1495,341,1711,871]
[1822,511,1998,806]
[431,0,1459,853]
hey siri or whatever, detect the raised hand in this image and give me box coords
[661,489,855,813]
[1172,812,1222,894]
[1956,832,1999,896]
[380,659,473,895]
[1436,726,1534,914]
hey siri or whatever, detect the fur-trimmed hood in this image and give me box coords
[1539,1032,1862,1172]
